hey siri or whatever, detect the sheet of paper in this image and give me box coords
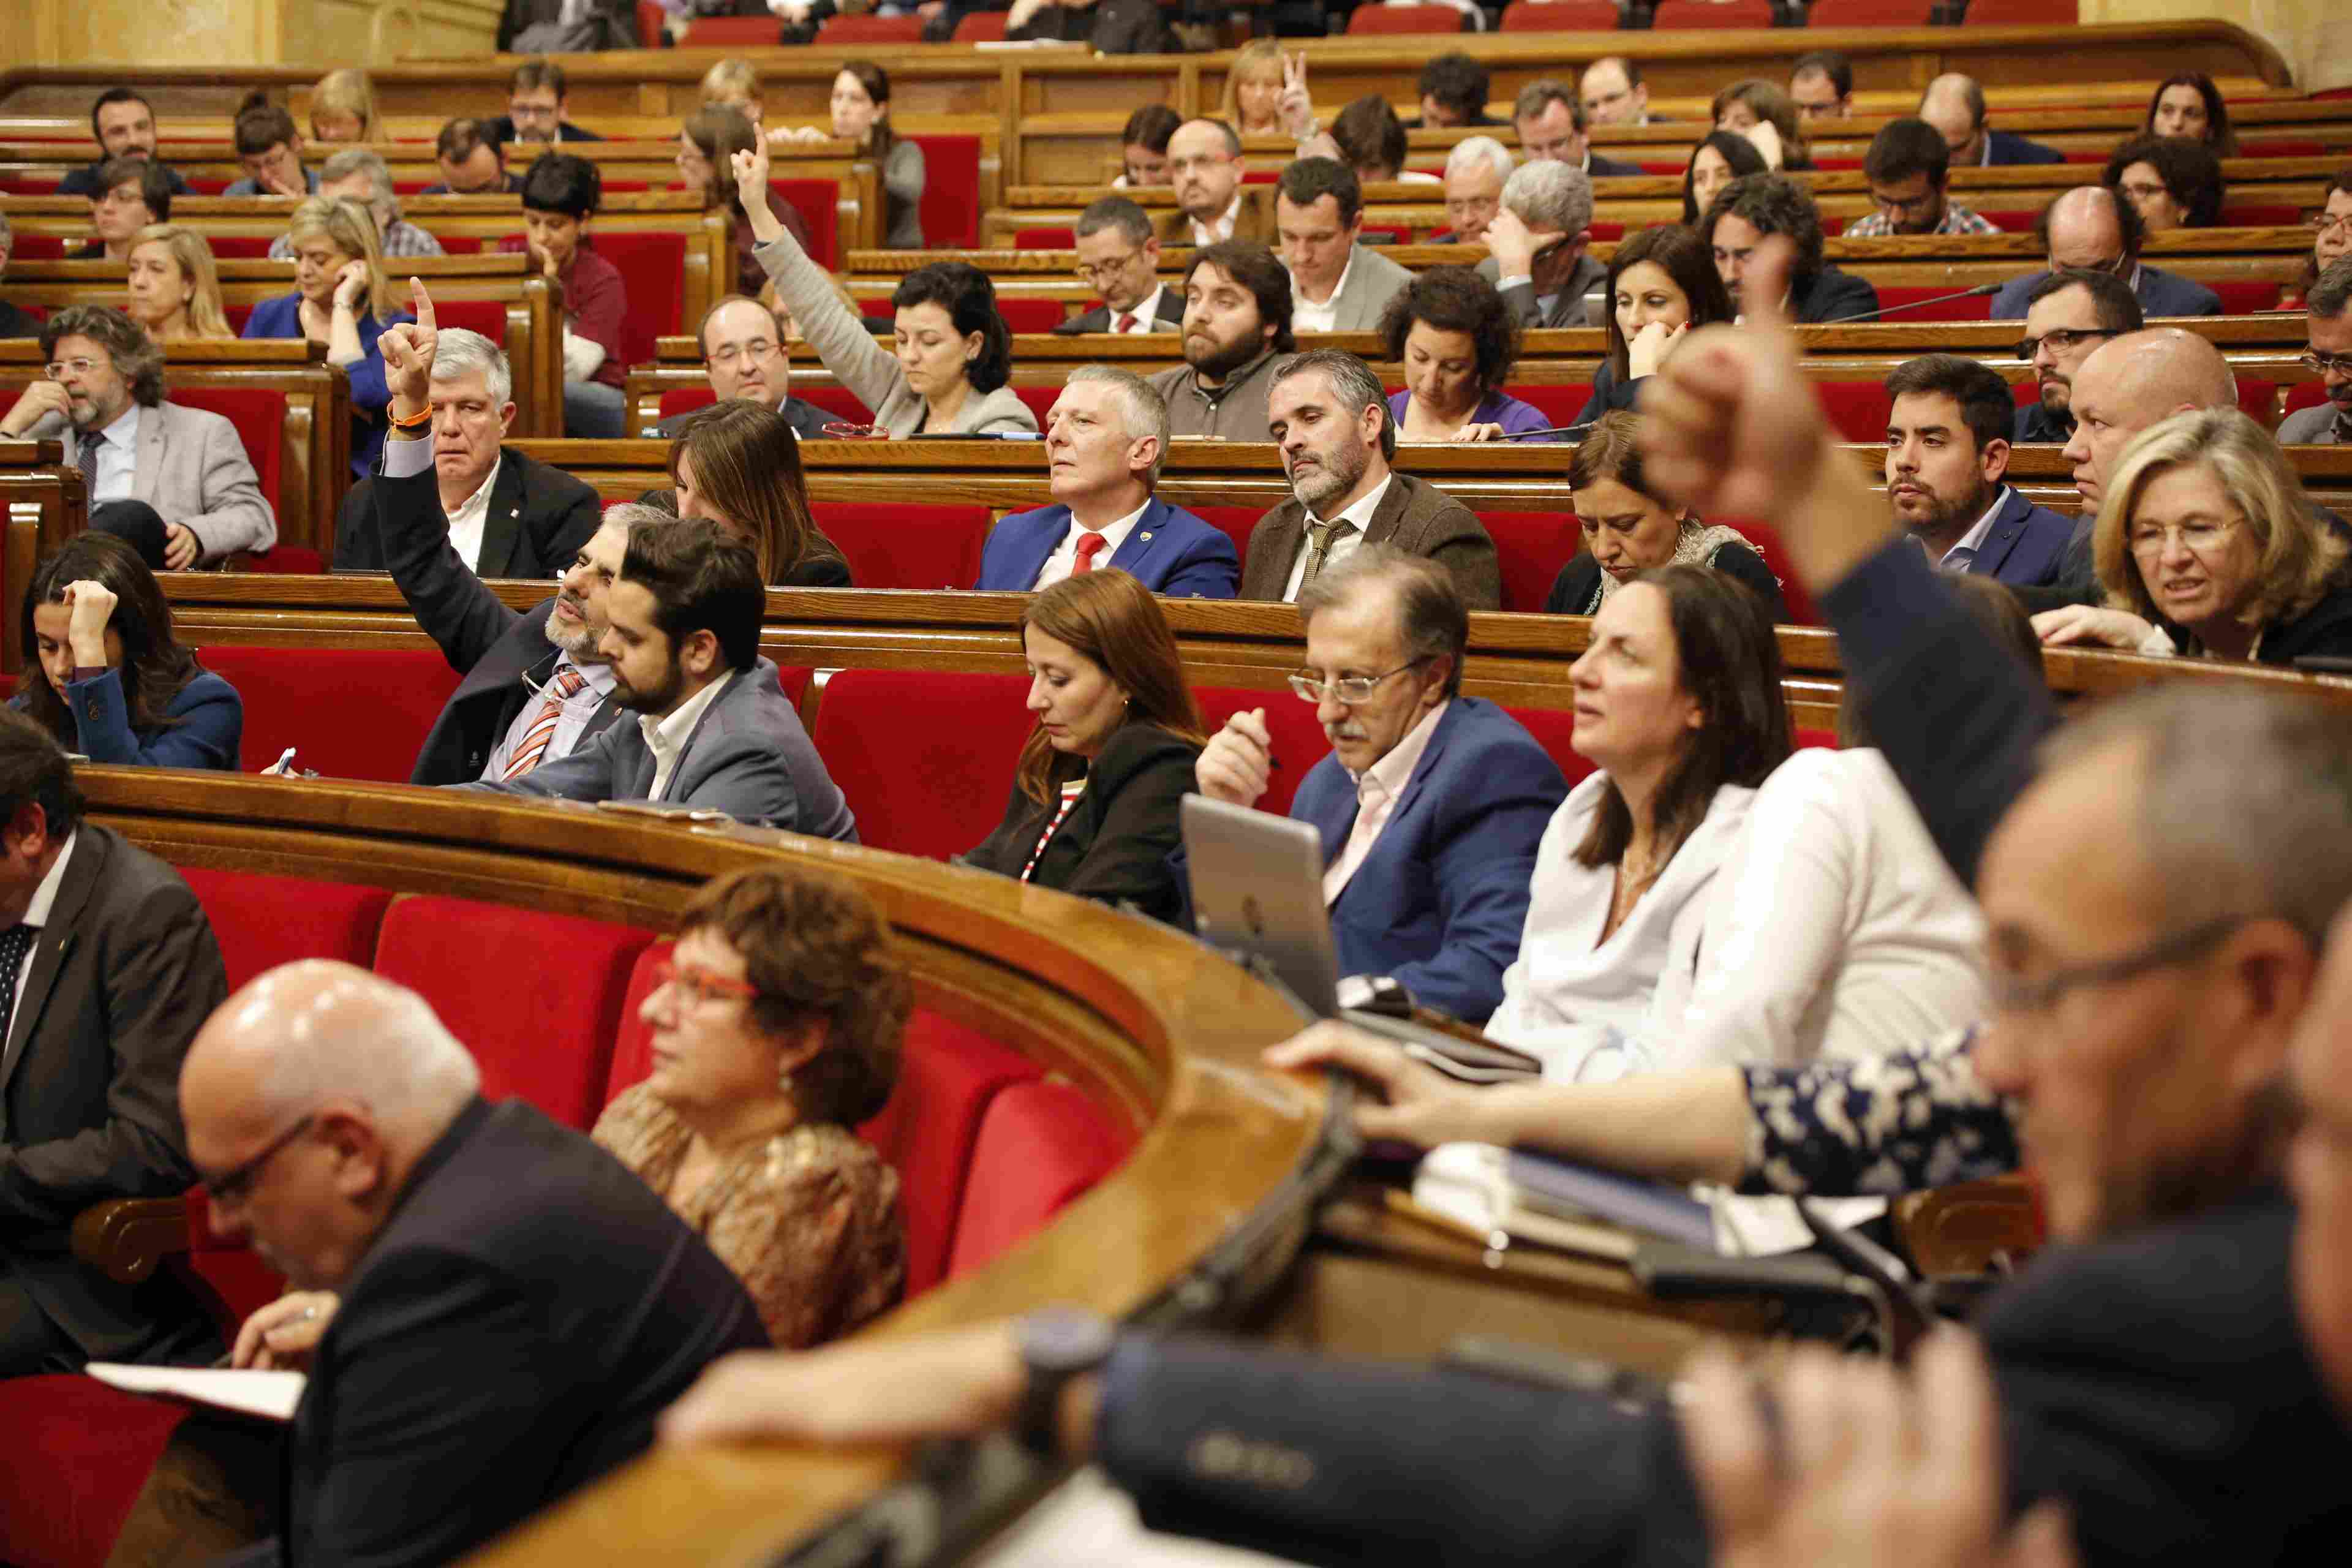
[970,1467,1311,1568]
[88,1362,306,1423]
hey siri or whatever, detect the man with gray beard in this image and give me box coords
[1239,350,1501,608]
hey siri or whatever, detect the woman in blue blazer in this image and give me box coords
[241,194,409,478]
[16,533,242,769]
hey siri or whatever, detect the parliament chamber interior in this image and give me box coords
[3,1,2352,1564]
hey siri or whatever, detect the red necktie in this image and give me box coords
[1112,312,1137,333]
[1072,532,1108,573]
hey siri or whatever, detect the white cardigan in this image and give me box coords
[1487,773,1756,1082]
[1666,747,1986,1070]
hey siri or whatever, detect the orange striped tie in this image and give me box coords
[502,668,587,780]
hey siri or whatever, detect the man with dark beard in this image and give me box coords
[1882,353,2073,587]
[1146,241,1294,443]
[2011,268,2142,445]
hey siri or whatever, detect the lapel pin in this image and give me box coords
[1140,532,1153,541]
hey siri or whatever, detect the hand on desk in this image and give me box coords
[661,1323,1035,1448]
[1264,1019,1484,1148]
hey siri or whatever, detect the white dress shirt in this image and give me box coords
[443,456,503,574]
[1033,500,1148,589]
[1658,748,1986,1070]
[1190,190,1244,247]
[641,670,734,802]
[1936,486,2010,573]
[79,405,140,504]
[481,654,619,780]
[1289,251,1359,334]
[1485,774,1757,1082]
[1281,473,1392,601]
[12,831,76,1022]
[1107,285,1173,334]
[1323,699,1447,905]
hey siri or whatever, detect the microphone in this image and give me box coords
[1823,282,2001,324]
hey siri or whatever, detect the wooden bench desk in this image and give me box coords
[0,437,84,672]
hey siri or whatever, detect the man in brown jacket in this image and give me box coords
[1240,350,1500,609]
[1155,119,1278,248]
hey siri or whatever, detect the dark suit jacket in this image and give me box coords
[1793,263,1882,323]
[56,161,190,199]
[1989,263,2220,320]
[1088,1189,2352,1568]
[470,655,859,838]
[1984,129,2066,166]
[1588,151,1646,179]
[2013,400,2071,443]
[1961,486,2075,587]
[0,824,224,1365]
[1005,0,1170,51]
[1240,473,1501,610]
[1155,187,1276,247]
[1546,541,1788,622]
[276,1096,766,1567]
[483,116,606,146]
[1052,298,1186,337]
[0,299,42,339]
[975,497,1238,597]
[334,448,600,578]
[963,724,1200,922]
[372,458,629,785]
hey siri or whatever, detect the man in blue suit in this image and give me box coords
[972,367,1238,598]
[1183,546,1567,1025]
[1884,354,2073,587]
[1988,188,2222,322]
[1920,74,2064,167]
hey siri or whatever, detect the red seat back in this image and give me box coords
[194,646,461,778]
[952,10,1009,39]
[1803,0,1926,20]
[946,1079,1133,1279]
[1869,285,1994,322]
[243,548,326,573]
[1816,381,1896,443]
[164,387,285,518]
[177,867,394,992]
[997,298,1071,334]
[1480,509,1584,613]
[772,178,841,271]
[1500,704,1599,792]
[907,134,982,248]
[809,668,1035,859]
[1016,226,1076,249]
[1188,505,1267,575]
[1012,386,1059,426]
[1348,4,1467,32]
[589,232,687,361]
[809,501,993,590]
[0,1376,197,1568]
[2209,279,2286,315]
[1194,685,1333,817]
[1501,383,1593,428]
[818,13,924,43]
[2283,380,2329,418]
[1964,0,2073,20]
[792,384,876,424]
[373,894,654,1129]
[1649,0,1774,26]
[2220,204,2304,229]
[683,15,781,44]
[1501,1,1623,29]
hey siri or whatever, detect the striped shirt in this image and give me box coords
[1020,779,1088,882]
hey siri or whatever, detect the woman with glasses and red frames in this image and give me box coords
[2034,407,2352,666]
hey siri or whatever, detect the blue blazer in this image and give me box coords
[1285,698,1568,1025]
[1985,129,2066,166]
[15,668,243,771]
[1962,487,2076,587]
[1990,263,2221,321]
[242,293,410,477]
[974,497,1238,598]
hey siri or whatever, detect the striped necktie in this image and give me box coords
[503,668,587,780]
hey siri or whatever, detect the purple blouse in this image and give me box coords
[1386,389,1558,441]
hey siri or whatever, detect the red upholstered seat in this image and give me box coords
[1649,0,1774,28]
[1501,704,1598,792]
[658,386,717,424]
[1188,505,1267,575]
[1347,4,1466,32]
[1796,726,1839,750]
[208,237,273,260]
[2220,204,2304,229]
[1501,383,1593,428]
[820,13,924,42]
[194,645,461,779]
[1479,509,1583,614]
[1869,285,1994,322]
[859,1011,1043,1293]
[908,134,982,248]
[164,387,285,518]
[2236,139,2323,159]
[777,663,813,709]
[1194,685,1335,817]
[0,1376,195,1568]
[1013,386,1059,426]
[2283,380,2329,419]
[997,298,1071,334]
[946,1079,1133,1278]
[1815,381,1896,443]
[604,938,671,1108]
[241,548,326,573]
[1804,0,1926,21]
[793,385,877,424]
[2209,280,2288,315]
[953,10,1009,39]
[1963,0,2071,20]
[1501,1,1623,29]
[809,501,993,591]
[587,232,688,360]
[771,178,842,271]
[373,895,654,1129]
[178,868,394,990]
[809,668,1036,859]
[684,15,781,44]
[1017,227,1077,250]
[1973,210,2040,233]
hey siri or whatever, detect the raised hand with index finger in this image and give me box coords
[379,277,440,424]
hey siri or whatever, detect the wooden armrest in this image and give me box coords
[71,1196,192,1286]
[1893,1177,2045,1278]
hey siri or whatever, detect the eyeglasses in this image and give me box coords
[2308,211,2352,237]
[1987,914,2247,1017]
[2127,516,2242,557]
[43,358,100,379]
[706,339,780,366]
[202,1113,316,1207]
[1167,154,1233,176]
[652,957,760,1008]
[1075,254,1145,284]
[2303,350,2352,376]
[2117,179,2173,207]
[1288,658,1430,706]
[2015,327,2122,362]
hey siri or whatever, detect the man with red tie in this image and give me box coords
[971,368,1238,597]
[1052,198,1185,339]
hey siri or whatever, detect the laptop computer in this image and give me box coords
[1180,794,1541,1083]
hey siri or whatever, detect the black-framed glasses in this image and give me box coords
[201,1112,316,1207]
[1288,658,1430,705]
[2015,327,2122,363]
[1987,914,2247,1017]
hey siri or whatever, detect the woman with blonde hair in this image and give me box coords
[1219,40,1299,140]
[962,570,1207,922]
[241,194,407,476]
[124,224,233,341]
[699,58,762,123]
[666,399,851,587]
[309,68,380,143]
[2036,408,2352,664]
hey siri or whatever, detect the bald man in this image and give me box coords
[1916,73,2062,168]
[1989,187,2223,320]
[1156,119,1275,247]
[185,961,766,1566]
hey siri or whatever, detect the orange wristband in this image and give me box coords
[388,403,431,431]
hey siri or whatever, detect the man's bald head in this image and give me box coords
[2043,186,2143,274]
[183,962,481,1289]
[2060,328,2239,508]
[1917,73,1987,165]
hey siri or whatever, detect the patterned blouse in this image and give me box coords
[593,1084,907,1349]
[1736,1026,2023,1197]
[1844,203,2004,239]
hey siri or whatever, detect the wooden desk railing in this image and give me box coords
[4,254,560,440]
[0,340,347,568]
[0,438,83,672]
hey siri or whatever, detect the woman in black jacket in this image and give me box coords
[963,570,1206,921]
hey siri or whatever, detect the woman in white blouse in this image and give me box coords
[1483,563,1791,1080]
